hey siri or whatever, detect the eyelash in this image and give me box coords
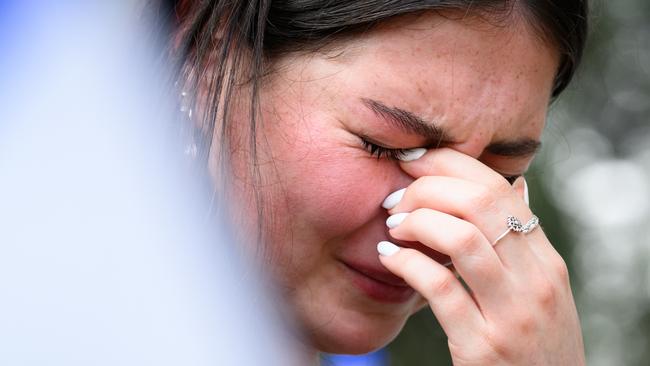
[361,139,521,185]
[361,139,410,160]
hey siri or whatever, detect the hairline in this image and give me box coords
[263,6,562,87]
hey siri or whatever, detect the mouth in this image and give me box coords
[339,260,415,303]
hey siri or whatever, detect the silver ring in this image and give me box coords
[492,215,539,245]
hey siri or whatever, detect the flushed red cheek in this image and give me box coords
[280,156,390,238]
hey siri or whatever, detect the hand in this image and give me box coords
[377,148,585,366]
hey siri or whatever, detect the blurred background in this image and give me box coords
[387,1,650,365]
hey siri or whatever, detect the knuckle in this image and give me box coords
[456,222,483,245]
[485,329,517,361]
[445,296,472,321]
[449,340,499,365]
[491,177,514,196]
[427,272,457,297]
[467,255,501,282]
[486,313,536,361]
[534,279,557,310]
[466,185,497,213]
[514,312,538,336]
[451,222,500,279]
[552,255,571,283]
[454,224,484,255]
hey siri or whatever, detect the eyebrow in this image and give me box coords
[485,139,541,157]
[361,98,444,144]
[361,97,541,157]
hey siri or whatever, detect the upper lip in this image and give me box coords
[341,260,410,287]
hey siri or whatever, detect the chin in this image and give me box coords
[303,306,413,355]
[284,263,429,355]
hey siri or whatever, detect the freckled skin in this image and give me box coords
[214,12,559,355]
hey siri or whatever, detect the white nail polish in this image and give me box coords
[398,148,427,162]
[381,188,406,209]
[523,178,530,206]
[377,241,400,256]
[386,212,409,229]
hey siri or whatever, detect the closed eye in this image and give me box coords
[360,139,410,160]
[361,137,523,185]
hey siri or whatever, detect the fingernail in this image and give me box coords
[377,241,400,256]
[386,212,409,229]
[398,148,427,162]
[523,178,530,206]
[381,188,406,209]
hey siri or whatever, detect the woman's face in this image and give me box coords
[218,12,558,354]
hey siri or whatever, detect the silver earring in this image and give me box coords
[180,90,197,159]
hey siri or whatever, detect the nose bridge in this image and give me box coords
[442,87,502,159]
[380,119,496,195]
[449,139,490,159]
[395,163,418,188]
[447,117,497,159]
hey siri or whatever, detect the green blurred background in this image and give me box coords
[389,1,650,365]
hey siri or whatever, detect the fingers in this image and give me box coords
[386,208,507,301]
[506,177,568,283]
[375,149,584,364]
[389,148,547,271]
[384,175,544,276]
[398,147,516,191]
[377,242,485,341]
[512,176,527,206]
[388,176,531,243]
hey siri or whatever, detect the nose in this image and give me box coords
[381,165,416,204]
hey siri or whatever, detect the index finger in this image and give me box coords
[399,147,518,191]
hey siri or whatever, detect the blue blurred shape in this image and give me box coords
[325,349,389,366]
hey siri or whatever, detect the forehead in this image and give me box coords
[326,11,559,144]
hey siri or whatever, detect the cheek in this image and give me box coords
[270,139,395,239]
[258,100,402,242]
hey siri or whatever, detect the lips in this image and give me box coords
[335,219,452,303]
[343,260,409,287]
[340,260,415,303]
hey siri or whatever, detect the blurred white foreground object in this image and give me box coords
[0,2,297,365]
